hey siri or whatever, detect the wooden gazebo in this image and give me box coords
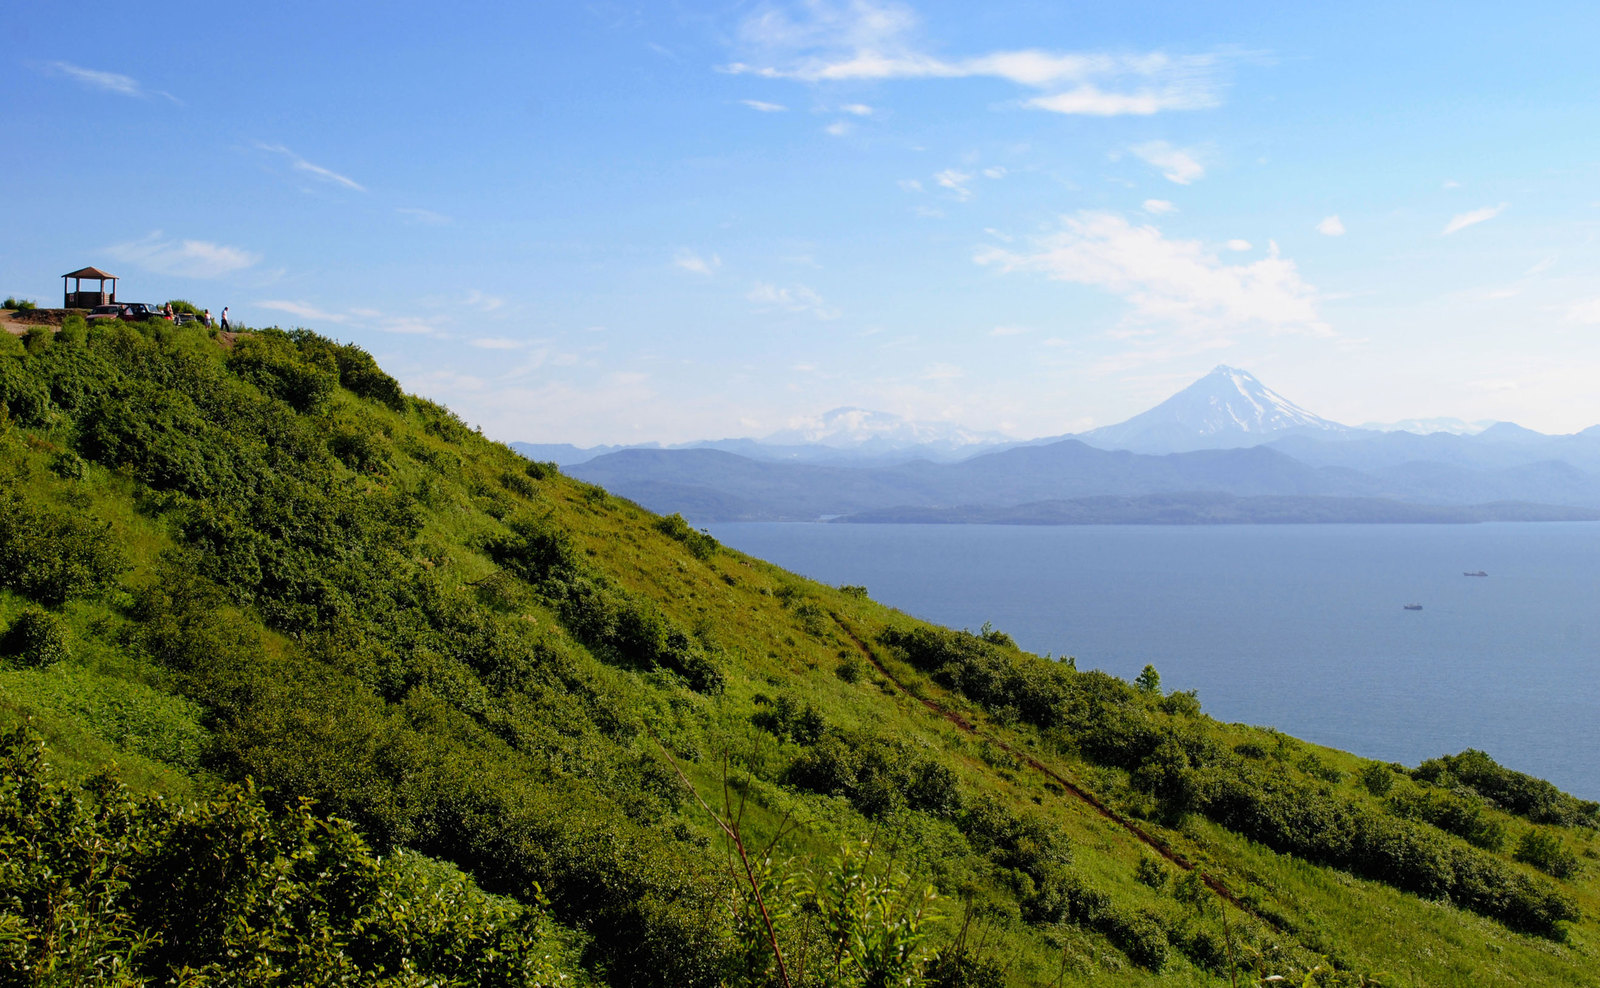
[63,267,117,309]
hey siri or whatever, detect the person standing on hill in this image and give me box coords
[220,307,230,331]
[201,309,211,327]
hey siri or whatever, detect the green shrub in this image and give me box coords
[0,487,126,605]
[1416,749,1600,827]
[23,325,52,353]
[839,584,869,599]
[3,297,37,310]
[2,608,70,667]
[1516,829,1580,879]
[654,512,718,559]
[1359,761,1396,796]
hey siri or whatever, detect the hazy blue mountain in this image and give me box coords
[570,440,1383,521]
[1079,365,1355,453]
[837,493,1600,525]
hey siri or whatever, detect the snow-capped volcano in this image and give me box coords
[1080,366,1351,454]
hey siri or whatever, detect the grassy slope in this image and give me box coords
[0,320,1595,986]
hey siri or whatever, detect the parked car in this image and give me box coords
[175,312,199,326]
[118,303,158,321]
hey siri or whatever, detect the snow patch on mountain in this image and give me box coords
[1080,365,1350,453]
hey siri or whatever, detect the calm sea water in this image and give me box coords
[707,522,1600,799]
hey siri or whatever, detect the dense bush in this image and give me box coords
[1387,785,1506,850]
[1,608,70,667]
[1515,829,1581,879]
[785,728,962,819]
[1197,760,1577,937]
[654,512,719,560]
[879,626,1071,729]
[0,486,125,605]
[0,729,583,985]
[1416,750,1600,827]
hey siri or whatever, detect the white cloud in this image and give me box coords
[975,211,1330,341]
[254,142,365,192]
[1442,203,1507,235]
[1142,199,1176,215]
[46,61,178,102]
[1564,297,1600,324]
[463,289,505,312]
[1129,141,1204,184]
[1225,239,1252,251]
[748,282,841,319]
[839,102,874,115]
[256,300,348,323]
[105,232,260,279]
[674,249,722,276]
[824,120,852,136]
[935,168,974,200]
[1316,214,1346,236]
[982,166,1007,179]
[1443,179,1463,189]
[378,318,446,336]
[740,98,788,112]
[899,178,924,192]
[396,207,451,225]
[726,2,1234,117]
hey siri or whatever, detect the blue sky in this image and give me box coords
[8,1,1600,444]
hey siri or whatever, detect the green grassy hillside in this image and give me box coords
[0,318,1596,986]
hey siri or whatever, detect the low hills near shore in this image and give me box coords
[1,319,1598,986]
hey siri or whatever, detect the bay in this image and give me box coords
[708,521,1600,799]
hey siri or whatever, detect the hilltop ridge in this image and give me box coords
[0,318,1597,986]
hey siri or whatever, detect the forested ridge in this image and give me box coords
[0,316,1597,986]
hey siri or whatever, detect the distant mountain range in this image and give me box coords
[521,366,1600,523]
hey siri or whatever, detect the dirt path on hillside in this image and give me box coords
[829,610,1267,923]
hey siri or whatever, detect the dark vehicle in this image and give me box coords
[118,303,159,321]
[175,312,199,326]
[86,304,123,322]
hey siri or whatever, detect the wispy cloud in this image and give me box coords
[256,300,349,323]
[1129,141,1204,184]
[254,142,366,192]
[824,120,852,136]
[1564,297,1600,324]
[740,98,788,112]
[463,289,505,312]
[1143,199,1176,215]
[748,282,841,319]
[976,211,1330,343]
[396,207,451,225]
[1316,215,1345,236]
[1225,239,1252,251]
[674,249,722,276]
[105,232,259,279]
[1442,203,1507,235]
[726,2,1237,117]
[45,61,179,102]
[982,165,1007,179]
[839,102,874,115]
[934,168,973,200]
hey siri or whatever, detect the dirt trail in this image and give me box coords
[829,610,1265,921]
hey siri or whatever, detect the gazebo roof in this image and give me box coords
[63,266,117,280]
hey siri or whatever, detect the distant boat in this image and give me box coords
[1404,603,1423,611]
[1464,570,1488,577]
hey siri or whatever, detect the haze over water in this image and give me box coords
[710,521,1600,799]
